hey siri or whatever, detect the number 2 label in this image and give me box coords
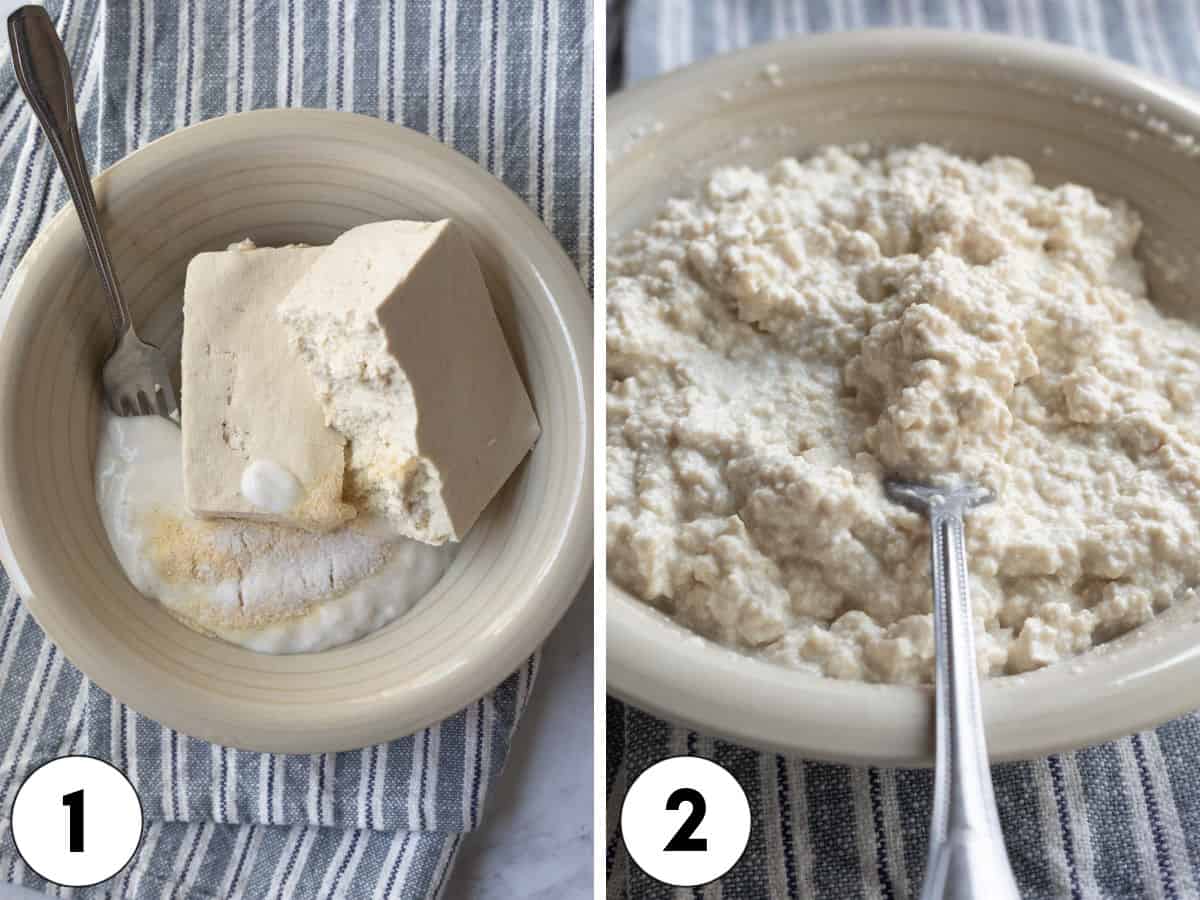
[621,756,751,887]
[663,787,708,852]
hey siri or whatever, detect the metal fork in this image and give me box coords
[884,479,1020,900]
[8,5,177,417]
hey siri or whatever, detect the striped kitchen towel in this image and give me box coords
[608,2,1200,899]
[0,1,592,898]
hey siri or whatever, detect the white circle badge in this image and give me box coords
[621,756,751,886]
[12,755,143,887]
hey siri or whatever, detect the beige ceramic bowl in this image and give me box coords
[0,109,591,753]
[608,29,1200,765]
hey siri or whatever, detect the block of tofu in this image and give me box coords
[277,219,540,545]
[181,244,355,531]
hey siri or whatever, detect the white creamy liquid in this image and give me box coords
[96,414,456,653]
[240,459,304,514]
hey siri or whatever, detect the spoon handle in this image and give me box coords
[8,4,131,338]
[921,500,1020,900]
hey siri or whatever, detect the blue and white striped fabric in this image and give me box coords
[0,1,592,897]
[609,2,1200,899]
[620,0,1200,88]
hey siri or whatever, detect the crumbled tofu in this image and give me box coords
[608,143,1200,684]
[278,219,540,545]
[181,244,355,531]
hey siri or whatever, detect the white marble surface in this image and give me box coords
[447,584,594,898]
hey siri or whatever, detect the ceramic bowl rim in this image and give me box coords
[0,108,593,752]
[607,28,1200,765]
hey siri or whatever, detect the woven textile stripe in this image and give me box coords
[610,2,1200,899]
[622,0,1200,88]
[0,1,592,897]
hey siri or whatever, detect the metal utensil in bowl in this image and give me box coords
[885,479,1020,900]
[8,5,177,417]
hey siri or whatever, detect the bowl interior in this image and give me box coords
[608,30,1200,764]
[0,110,591,752]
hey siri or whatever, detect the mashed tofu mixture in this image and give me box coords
[607,144,1200,684]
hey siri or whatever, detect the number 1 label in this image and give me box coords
[61,789,84,853]
[11,756,142,887]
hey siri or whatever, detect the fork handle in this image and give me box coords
[8,5,131,339]
[921,502,1020,900]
